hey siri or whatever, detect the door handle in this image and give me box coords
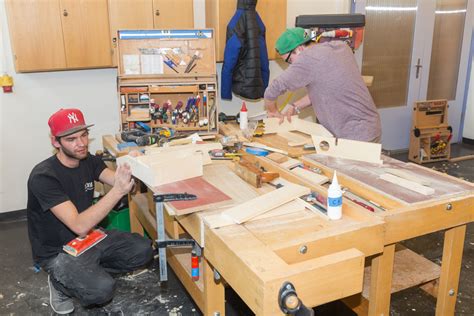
[63,9,68,17]
[155,9,160,16]
[415,58,422,79]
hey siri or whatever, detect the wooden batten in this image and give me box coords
[204,182,310,228]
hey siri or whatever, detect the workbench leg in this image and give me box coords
[203,259,225,316]
[435,225,466,316]
[129,194,145,236]
[368,244,395,316]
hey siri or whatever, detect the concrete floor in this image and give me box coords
[1,143,474,315]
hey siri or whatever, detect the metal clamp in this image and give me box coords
[154,193,197,282]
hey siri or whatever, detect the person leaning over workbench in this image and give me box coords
[26,108,153,314]
[264,27,382,143]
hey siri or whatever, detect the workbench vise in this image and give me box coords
[278,282,314,316]
[295,14,365,51]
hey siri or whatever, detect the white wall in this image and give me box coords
[0,0,351,213]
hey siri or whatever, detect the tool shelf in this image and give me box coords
[116,29,218,135]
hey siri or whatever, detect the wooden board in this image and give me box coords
[266,152,288,163]
[205,182,310,228]
[202,199,306,228]
[280,158,302,169]
[380,173,435,196]
[263,116,332,137]
[257,134,313,158]
[311,135,383,164]
[384,168,432,186]
[151,176,232,216]
[278,131,311,147]
[118,151,203,187]
[146,142,222,165]
[290,167,329,185]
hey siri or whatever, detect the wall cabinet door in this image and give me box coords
[205,0,287,62]
[6,0,67,72]
[60,0,112,68]
[108,0,154,67]
[152,0,194,29]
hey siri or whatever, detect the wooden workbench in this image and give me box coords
[127,153,473,315]
[275,154,474,315]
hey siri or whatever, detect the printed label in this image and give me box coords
[328,196,342,207]
[84,182,94,192]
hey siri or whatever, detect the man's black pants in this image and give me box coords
[41,229,153,306]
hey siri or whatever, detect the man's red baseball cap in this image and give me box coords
[48,108,94,137]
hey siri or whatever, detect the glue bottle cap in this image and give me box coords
[240,102,248,112]
[330,171,340,189]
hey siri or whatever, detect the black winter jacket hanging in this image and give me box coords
[221,0,270,100]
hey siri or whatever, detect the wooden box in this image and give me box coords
[408,99,451,163]
[116,29,219,135]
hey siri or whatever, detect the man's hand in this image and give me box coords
[113,163,135,196]
[282,105,297,122]
[267,111,286,124]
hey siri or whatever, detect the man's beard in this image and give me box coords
[60,144,88,160]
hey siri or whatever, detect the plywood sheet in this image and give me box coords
[263,116,332,137]
[117,152,203,187]
[151,176,232,215]
[146,142,222,165]
[311,136,383,164]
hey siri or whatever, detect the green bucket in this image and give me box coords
[100,208,131,232]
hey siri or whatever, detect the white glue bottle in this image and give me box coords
[239,101,248,130]
[327,171,343,220]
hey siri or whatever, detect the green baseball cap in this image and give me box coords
[275,27,311,55]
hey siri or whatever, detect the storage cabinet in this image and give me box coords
[5,0,67,72]
[6,0,112,72]
[108,0,194,67]
[205,0,287,62]
[60,0,112,68]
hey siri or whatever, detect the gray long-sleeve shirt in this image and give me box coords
[264,41,381,142]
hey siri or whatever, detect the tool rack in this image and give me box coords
[116,29,219,135]
[408,99,452,163]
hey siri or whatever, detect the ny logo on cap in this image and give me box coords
[67,112,79,124]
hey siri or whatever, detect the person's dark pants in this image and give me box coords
[41,229,153,307]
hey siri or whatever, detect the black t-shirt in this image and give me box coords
[27,153,107,263]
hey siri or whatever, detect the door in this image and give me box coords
[5,0,67,72]
[108,0,155,67]
[60,0,112,68]
[354,0,474,150]
[152,0,194,29]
